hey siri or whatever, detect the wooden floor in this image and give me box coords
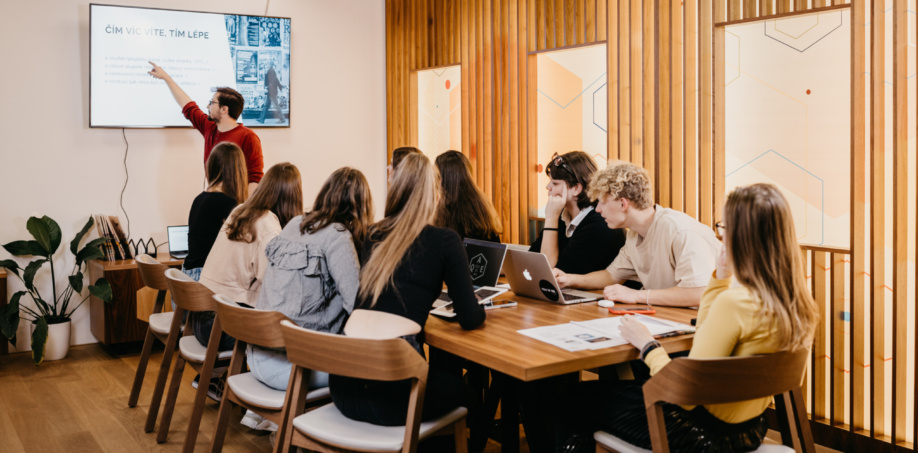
[0,343,519,453]
[0,343,839,453]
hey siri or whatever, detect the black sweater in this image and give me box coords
[529,208,626,275]
[358,226,486,331]
[184,192,237,269]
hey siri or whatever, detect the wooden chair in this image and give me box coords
[129,254,179,434]
[594,349,815,453]
[209,294,331,453]
[158,268,233,452]
[278,320,468,453]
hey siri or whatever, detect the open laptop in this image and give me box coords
[166,225,189,260]
[502,249,600,304]
[431,238,509,317]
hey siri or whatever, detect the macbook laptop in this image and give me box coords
[431,238,509,317]
[502,249,600,304]
[167,225,189,260]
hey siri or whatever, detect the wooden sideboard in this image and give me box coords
[88,254,182,345]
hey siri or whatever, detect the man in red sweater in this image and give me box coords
[148,62,264,191]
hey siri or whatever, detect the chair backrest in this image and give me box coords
[165,268,216,313]
[642,349,808,408]
[213,294,290,349]
[642,349,814,453]
[279,320,428,383]
[136,254,169,291]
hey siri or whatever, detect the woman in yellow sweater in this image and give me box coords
[557,183,819,452]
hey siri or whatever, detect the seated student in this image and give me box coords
[182,142,248,281]
[241,167,373,431]
[433,150,502,242]
[387,146,421,183]
[192,163,303,398]
[554,161,720,307]
[530,151,626,275]
[553,183,820,452]
[329,153,486,427]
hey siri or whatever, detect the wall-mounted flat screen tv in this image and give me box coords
[90,4,291,128]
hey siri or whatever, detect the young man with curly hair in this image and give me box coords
[553,161,720,307]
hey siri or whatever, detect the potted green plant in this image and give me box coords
[0,216,113,364]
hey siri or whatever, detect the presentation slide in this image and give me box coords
[90,4,291,128]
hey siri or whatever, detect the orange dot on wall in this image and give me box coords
[806,89,811,95]
[537,164,544,173]
[445,80,451,89]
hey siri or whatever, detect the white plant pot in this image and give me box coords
[31,320,72,361]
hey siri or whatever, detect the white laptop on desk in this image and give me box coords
[502,249,600,304]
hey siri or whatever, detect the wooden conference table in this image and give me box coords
[425,291,697,452]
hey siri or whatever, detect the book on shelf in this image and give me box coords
[94,214,132,261]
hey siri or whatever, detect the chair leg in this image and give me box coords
[128,327,157,407]
[210,390,235,452]
[183,318,224,453]
[790,388,816,453]
[145,310,183,433]
[453,416,468,453]
[157,354,188,443]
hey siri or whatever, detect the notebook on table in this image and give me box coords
[166,225,189,260]
[431,238,509,317]
[502,249,600,304]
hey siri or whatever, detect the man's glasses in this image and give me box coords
[207,99,220,107]
[548,152,574,177]
[714,221,726,237]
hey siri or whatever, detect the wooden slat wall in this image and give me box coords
[387,3,918,451]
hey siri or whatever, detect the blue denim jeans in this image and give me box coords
[248,344,329,391]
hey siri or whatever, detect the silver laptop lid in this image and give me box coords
[502,249,599,304]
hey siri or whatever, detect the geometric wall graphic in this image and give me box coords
[725,10,850,248]
[417,65,461,160]
[536,44,607,216]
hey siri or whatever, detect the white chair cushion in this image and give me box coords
[228,372,287,410]
[594,431,794,453]
[148,312,173,335]
[226,373,330,410]
[594,431,651,453]
[178,336,233,362]
[293,403,467,452]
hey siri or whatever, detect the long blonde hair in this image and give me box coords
[724,183,818,351]
[358,153,438,306]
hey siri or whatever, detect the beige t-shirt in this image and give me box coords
[606,206,720,290]
[200,209,282,304]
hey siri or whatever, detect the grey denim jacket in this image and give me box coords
[255,217,360,335]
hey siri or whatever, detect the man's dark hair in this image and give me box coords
[215,87,245,120]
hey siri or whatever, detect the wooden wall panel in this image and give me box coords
[891,0,908,443]
[868,0,884,436]
[618,0,631,162]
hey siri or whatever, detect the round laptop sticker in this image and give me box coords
[538,280,560,302]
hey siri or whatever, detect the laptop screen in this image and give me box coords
[167,225,189,254]
[463,238,508,287]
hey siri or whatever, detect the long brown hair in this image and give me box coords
[206,142,248,204]
[433,150,502,240]
[358,153,438,306]
[226,163,303,243]
[300,167,374,250]
[724,183,818,351]
[545,151,599,209]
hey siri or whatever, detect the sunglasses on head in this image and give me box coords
[548,152,574,177]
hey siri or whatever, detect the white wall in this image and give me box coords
[0,0,387,351]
